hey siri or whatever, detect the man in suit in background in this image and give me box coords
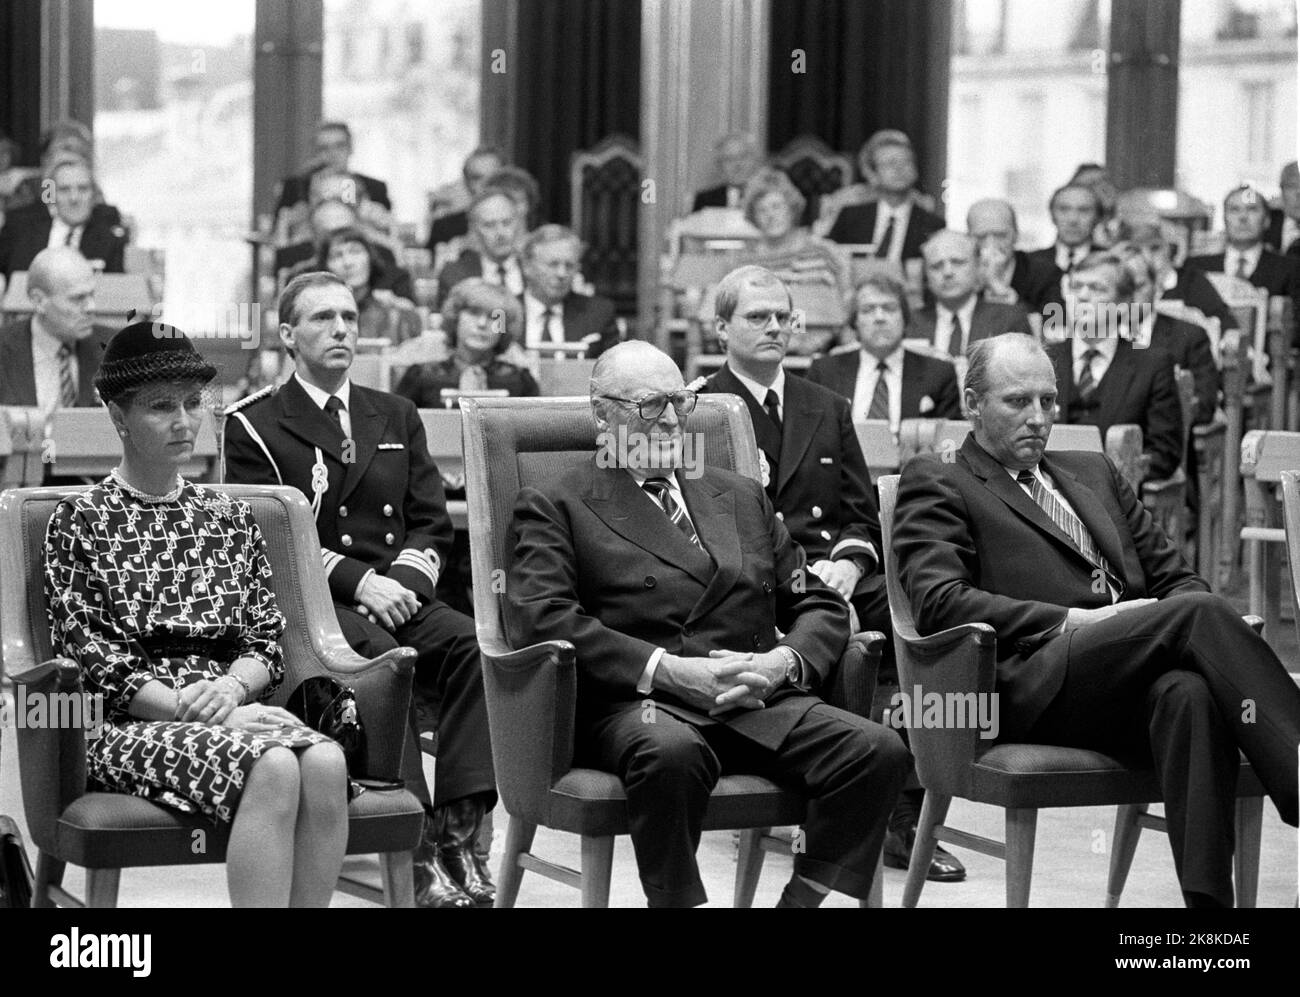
[519,224,618,357]
[0,159,127,278]
[692,132,763,211]
[966,198,1062,315]
[1265,161,1299,256]
[426,146,506,254]
[1045,252,1184,481]
[703,265,965,882]
[807,271,961,429]
[1188,184,1300,340]
[223,271,497,910]
[435,188,525,307]
[274,120,390,217]
[893,332,1300,906]
[506,339,909,906]
[1023,184,1103,314]
[0,247,109,408]
[825,130,943,264]
[912,230,1034,354]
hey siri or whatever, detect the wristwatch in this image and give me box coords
[775,645,801,686]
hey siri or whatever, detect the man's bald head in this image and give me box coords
[28,246,95,296]
[965,333,1057,470]
[591,341,681,401]
[27,247,97,344]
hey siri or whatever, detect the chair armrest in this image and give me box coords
[9,657,88,853]
[479,639,577,826]
[1244,615,1264,636]
[901,621,997,662]
[823,631,883,719]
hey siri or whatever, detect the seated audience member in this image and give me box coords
[274,121,390,235]
[912,230,1034,354]
[1070,162,1120,247]
[1046,251,1183,480]
[315,226,420,344]
[0,247,110,408]
[825,130,943,263]
[807,272,961,429]
[44,321,349,908]
[395,278,538,405]
[426,146,506,253]
[223,272,499,909]
[481,165,543,230]
[1,119,116,216]
[505,339,909,907]
[1116,219,1238,336]
[1114,241,1219,427]
[435,188,525,306]
[967,198,1065,314]
[1265,160,1299,255]
[0,158,127,278]
[699,266,963,883]
[520,224,619,357]
[1023,183,1104,311]
[693,132,763,211]
[0,130,23,219]
[894,332,1300,907]
[275,198,402,284]
[1187,184,1300,342]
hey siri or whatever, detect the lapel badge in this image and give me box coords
[759,451,771,488]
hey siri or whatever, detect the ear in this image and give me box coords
[106,399,128,436]
[278,322,295,355]
[962,387,980,419]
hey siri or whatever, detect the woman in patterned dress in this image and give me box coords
[43,320,349,907]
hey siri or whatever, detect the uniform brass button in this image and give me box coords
[775,511,784,521]
[644,576,656,588]
[339,506,348,518]
[812,505,822,518]
[383,504,394,516]
[341,534,352,547]
[385,533,395,545]
[820,529,832,541]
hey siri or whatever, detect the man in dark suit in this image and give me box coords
[702,265,964,882]
[0,160,127,278]
[519,224,618,357]
[425,146,505,253]
[1022,184,1103,316]
[274,121,390,216]
[806,271,961,427]
[893,332,1300,906]
[825,130,943,263]
[0,247,110,408]
[692,132,763,212]
[966,198,1062,315]
[1264,161,1299,255]
[272,198,405,292]
[434,188,525,307]
[505,339,909,907]
[912,230,1034,354]
[223,271,497,910]
[1187,184,1300,340]
[1046,252,1184,481]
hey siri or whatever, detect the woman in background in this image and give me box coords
[316,225,422,344]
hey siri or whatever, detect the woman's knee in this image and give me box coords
[298,742,349,815]
[243,747,301,820]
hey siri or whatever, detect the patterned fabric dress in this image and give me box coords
[44,476,335,825]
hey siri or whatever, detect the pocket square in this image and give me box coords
[820,457,833,465]
[919,395,935,414]
[378,443,405,450]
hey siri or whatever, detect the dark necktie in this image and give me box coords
[867,361,890,420]
[1016,469,1119,591]
[643,477,703,549]
[546,305,562,343]
[64,226,77,247]
[57,344,76,407]
[948,314,966,358]
[875,213,895,258]
[1235,254,1251,280]
[763,388,782,434]
[323,395,345,434]
[1076,349,1101,398]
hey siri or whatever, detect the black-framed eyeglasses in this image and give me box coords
[729,308,794,330]
[599,390,698,421]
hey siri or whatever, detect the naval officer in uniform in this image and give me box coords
[223,271,497,909]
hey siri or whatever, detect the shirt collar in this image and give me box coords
[524,291,559,316]
[1229,243,1263,269]
[863,343,906,372]
[1072,336,1118,362]
[30,318,67,359]
[295,372,351,411]
[729,364,786,409]
[937,295,978,330]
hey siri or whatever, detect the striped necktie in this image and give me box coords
[57,344,77,407]
[1076,349,1101,398]
[867,361,890,420]
[948,314,966,358]
[1016,468,1119,591]
[643,477,702,549]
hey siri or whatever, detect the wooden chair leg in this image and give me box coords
[733,828,766,908]
[863,850,883,908]
[579,835,615,908]
[902,791,950,908]
[378,850,415,908]
[1004,808,1038,908]
[1263,542,1283,640]
[1106,804,1146,908]
[1234,795,1263,909]
[493,816,536,909]
[85,868,121,908]
[33,852,65,909]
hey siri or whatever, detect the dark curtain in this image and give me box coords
[768,0,951,208]
[509,0,641,227]
[0,0,43,164]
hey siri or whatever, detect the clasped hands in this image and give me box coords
[657,649,790,717]
[174,680,306,733]
[1063,597,1158,632]
[354,573,420,630]
[809,558,863,602]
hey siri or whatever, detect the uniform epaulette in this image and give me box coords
[223,383,276,415]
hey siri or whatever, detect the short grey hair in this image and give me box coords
[965,333,1045,401]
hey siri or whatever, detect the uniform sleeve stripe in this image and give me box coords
[394,549,440,585]
[830,539,878,563]
[321,548,344,576]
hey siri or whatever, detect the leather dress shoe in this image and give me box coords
[883,826,966,882]
[440,797,496,907]
[413,811,475,909]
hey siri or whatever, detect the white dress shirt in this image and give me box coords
[1281,218,1300,254]
[1054,242,1092,272]
[1225,244,1263,281]
[933,296,979,357]
[524,292,565,347]
[873,200,913,262]
[294,373,354,439]
[46,216,83,251]
[728,364,786,420]
[1071,336,1118,388]
[480,254,524,297]
[30,319,75,412]
[852,345,904,430]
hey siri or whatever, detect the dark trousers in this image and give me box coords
[580,702,909,907]
[337,598,496,808]
[1020,591,1300,906]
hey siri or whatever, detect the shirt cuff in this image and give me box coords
[637,647,666,695]
[353,568,376,603]
[781,645,812,692]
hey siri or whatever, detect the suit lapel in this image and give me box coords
[711,364,782,467]
[681,475,741,624]
[1096,339,1137,414]
[900,352,921,415]
[1047,341,1073,412]
[583,464,712,585]
[1038,454,1128,582]
[278,377,350,465]
[776,376,821,494]
[338,386,387,504]
[832,351,860,402]
[10,319,38,406]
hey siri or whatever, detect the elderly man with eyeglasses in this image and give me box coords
[505,338,908,907]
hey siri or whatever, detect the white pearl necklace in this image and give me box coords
[110,467,184,503]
